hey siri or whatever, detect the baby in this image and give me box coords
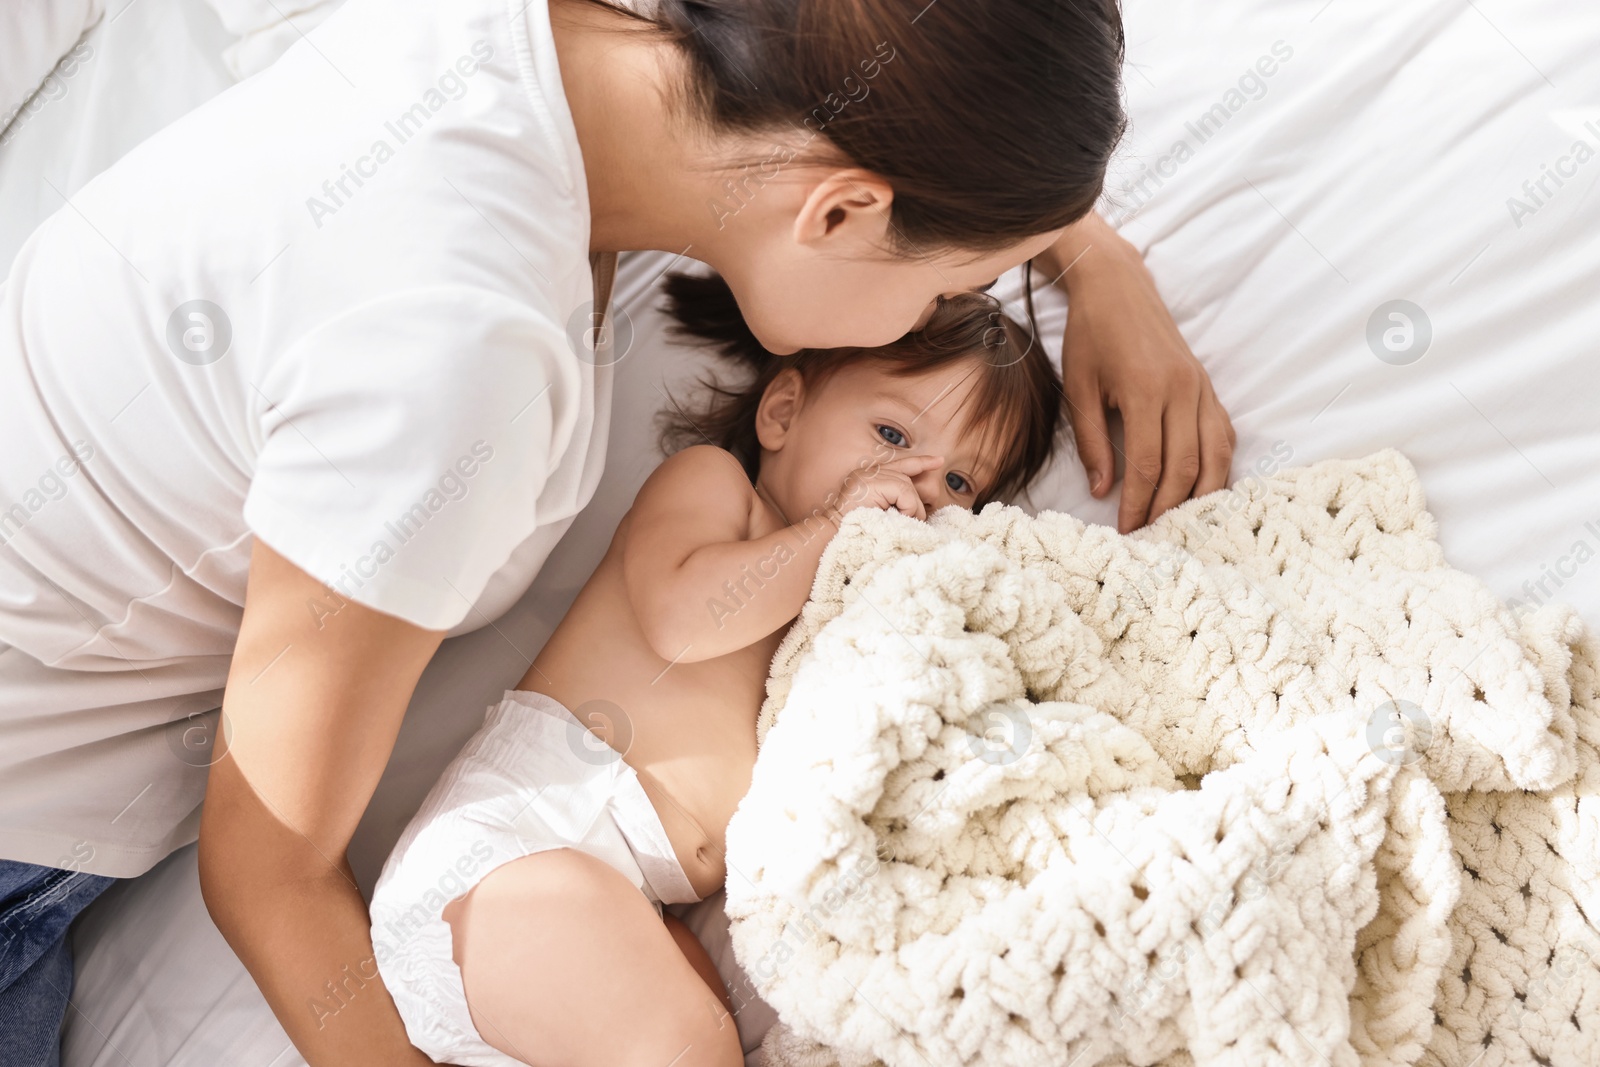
[369,272,1064,1067]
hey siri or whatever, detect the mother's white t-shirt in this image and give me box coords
[0,0,613,875]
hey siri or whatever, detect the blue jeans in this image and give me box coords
[0,860,116,1067]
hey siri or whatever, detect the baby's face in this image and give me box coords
[756,356,1006,523]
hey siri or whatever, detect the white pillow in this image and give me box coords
[0,0,105,138]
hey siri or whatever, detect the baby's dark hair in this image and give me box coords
[657,271,1064,508]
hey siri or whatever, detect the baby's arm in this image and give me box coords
[622,446,834,662]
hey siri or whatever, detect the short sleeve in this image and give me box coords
[243,286,584,631]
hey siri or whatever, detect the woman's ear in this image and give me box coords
[755,368,805,452]
[793,169,895,249]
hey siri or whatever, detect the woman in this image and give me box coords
[0,0,1231,1064]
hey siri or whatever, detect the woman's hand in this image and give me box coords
[1039,212,1235,533]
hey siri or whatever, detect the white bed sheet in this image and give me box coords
[1084,0,1600,637]
[0,0,237,267]
[0,0,1592,1064]
[0,0,105,130]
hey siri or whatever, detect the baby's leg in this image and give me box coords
[663,911,736,1016]
[446,848,742,1067]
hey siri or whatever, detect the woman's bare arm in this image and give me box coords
[199,538,447,1067]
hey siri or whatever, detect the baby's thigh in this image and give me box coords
[445,848,741,1067]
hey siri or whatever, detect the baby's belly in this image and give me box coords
[621,715,758,901]
[521,568,774,900]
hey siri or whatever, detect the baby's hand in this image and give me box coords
[832,455,943,522]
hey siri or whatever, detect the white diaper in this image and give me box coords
[370,689,701,1067]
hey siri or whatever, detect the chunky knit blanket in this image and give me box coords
[724,450,1600,1067]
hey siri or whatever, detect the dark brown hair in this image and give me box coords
[592,0,1127,255]
[658,271,1064,508]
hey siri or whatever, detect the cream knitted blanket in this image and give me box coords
[724,450,1600,1067]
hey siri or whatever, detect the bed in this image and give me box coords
[1,0,1594,1063]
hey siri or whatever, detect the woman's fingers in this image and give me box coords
[1193,380,1236,499]
[1116,399,1165,533]
[1146,394,1203,524]
[1064,370,1114,498]
[1145,363,1207,522]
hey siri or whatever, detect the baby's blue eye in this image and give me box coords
[946,472,972,494]
[877,425,907,447]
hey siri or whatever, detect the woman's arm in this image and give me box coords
[199,539,448,1067]
[1037,211,1236,533]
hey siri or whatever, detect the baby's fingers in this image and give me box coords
[871,470,926,520]
[892,477,927,520]
[879,453,945,477]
